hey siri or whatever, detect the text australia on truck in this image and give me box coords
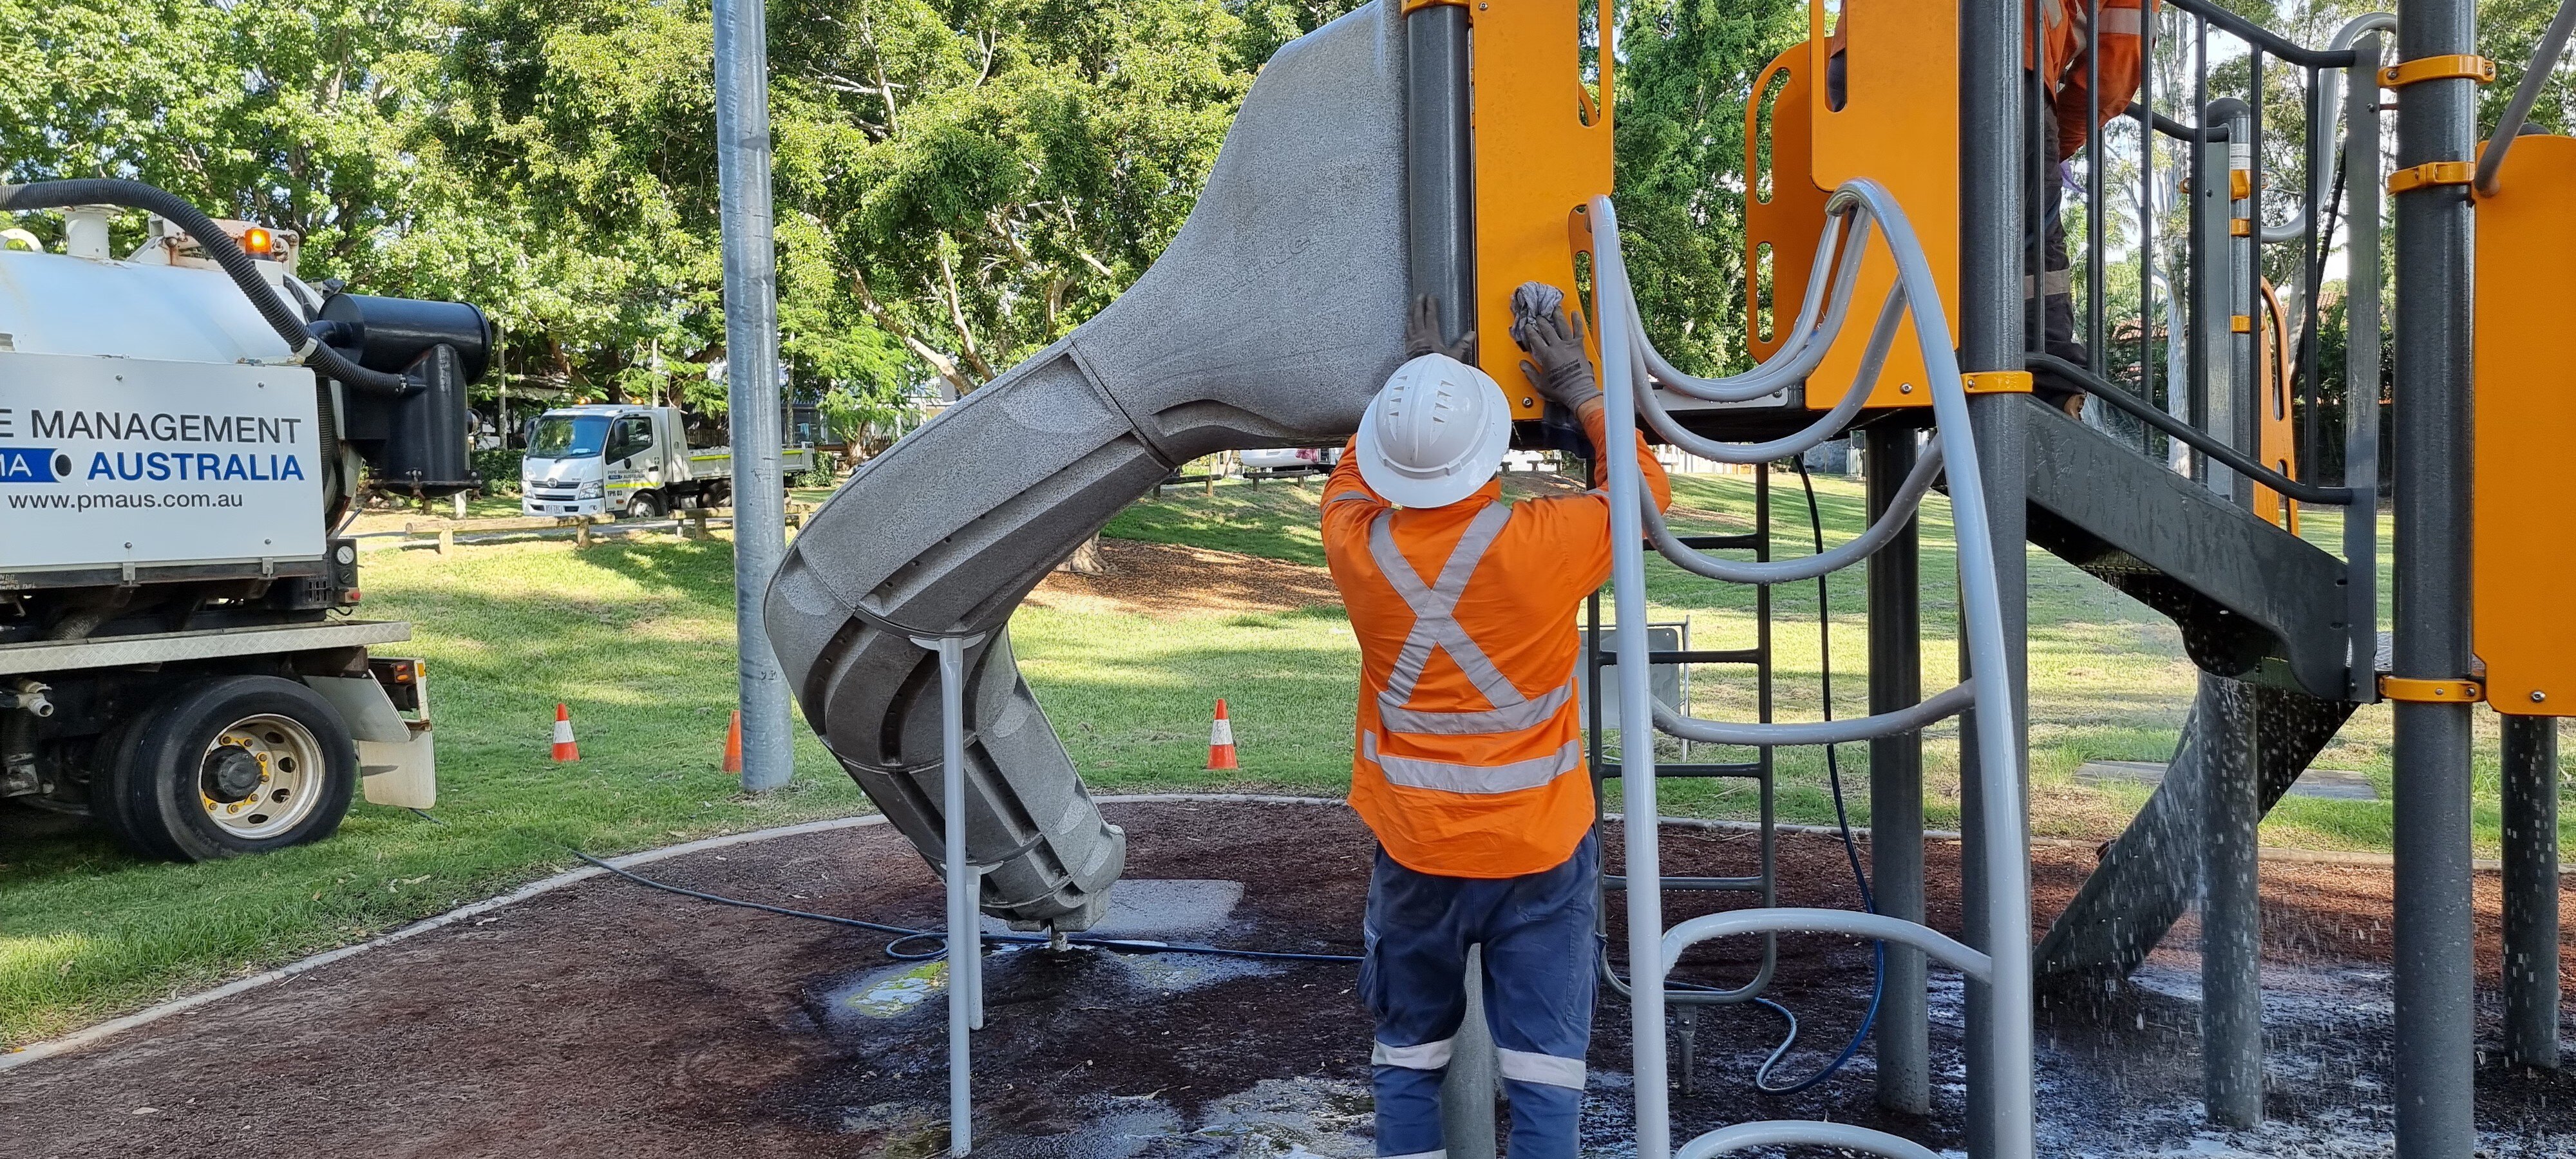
[0,183,489,861]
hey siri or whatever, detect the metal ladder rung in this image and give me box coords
[1676,532,1762,551]
[1594,648,1763,666]
[1603,874,1765,892]
[1596,760,1765,779]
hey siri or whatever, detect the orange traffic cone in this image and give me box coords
[721,710,744,774]
[1205,699,1238,770]
[551,703,580,762]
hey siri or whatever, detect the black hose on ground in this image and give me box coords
[567,849,1364,966]
[0,178,412,396]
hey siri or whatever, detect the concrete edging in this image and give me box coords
[1,791,2477,1074]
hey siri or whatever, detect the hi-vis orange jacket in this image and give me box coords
[1322,400,1672,879]
[2038,0,2157,160]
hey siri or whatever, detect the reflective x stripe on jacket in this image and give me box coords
[1322,400,1672,878]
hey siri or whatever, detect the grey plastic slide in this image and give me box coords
[764,1,1409,930]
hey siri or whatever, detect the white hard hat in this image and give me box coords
[1355,353,1512,509]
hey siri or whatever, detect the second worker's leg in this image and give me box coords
[1478,834,1599,1159]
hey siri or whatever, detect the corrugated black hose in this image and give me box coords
[0,178,412,396]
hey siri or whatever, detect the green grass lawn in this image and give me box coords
[1,468,2559,1050]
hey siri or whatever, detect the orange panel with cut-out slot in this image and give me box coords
[1744,44,1833,367]
[2472,135,2576,715]
[2254,279,2299,532]
[1802,0,1958,409]
[1470,0,1615,417]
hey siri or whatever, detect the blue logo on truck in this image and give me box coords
[0,448,68,483]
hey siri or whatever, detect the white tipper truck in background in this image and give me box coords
[0,178,488,860]
[520,404,813,519]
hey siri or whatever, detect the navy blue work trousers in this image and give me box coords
[1361,834,1597,1159]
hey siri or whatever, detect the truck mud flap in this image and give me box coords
[763,2,1408,929]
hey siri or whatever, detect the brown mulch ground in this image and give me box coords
[7,800,2571,1157]
[1024,540,1341,619]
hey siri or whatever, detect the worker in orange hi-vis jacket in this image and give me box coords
[1829,0,2155,415]
[2029,0,2157,414]
[1320,286,1671,1159]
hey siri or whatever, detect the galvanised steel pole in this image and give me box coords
[713,0,795,792]
[1959,0,2029,1154]
[2500,716,2560,1071]
[1405,11,1499,1151]
[2389,0,2479,1151]
[1866,424,1929,1116]
[2199,675,2263,1126]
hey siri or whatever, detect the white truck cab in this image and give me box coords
[520,405,808,519]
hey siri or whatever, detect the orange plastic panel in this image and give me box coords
[1803,0,1959,409]
[1743,45,1833,364]
[2472,135,2576,715]
[1472,0,1615,417]
[2254,279,2298,532]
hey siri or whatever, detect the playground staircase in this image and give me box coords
[2020,395,2354,702]
[2017,397,2368,981]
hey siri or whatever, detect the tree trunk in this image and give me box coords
[1057,533,1106,575]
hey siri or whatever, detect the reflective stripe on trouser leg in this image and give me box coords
[1365,851,1471,1159]
[1479,835,1597,1159]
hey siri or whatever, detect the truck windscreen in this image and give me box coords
[527,415,610,460]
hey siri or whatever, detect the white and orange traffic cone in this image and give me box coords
[551,703,580,762]
[721,710,744,774]
[1205,699,1238,770]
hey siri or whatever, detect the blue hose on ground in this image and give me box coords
[1742,459,1886,1095]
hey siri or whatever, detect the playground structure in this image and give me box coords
[761,1,2568,1157]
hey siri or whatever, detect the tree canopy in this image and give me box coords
[10,0,2560,429]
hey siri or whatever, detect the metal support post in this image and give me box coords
[1405,3,1474,349]
[2190,110,2238,500]
[2224,106,2258,511]
[1441,947,1500,1156]
[1408,11,1495,1156]
[2390,0,2480,1151]
[2342,32,2384,703]
[713,0,795,792]
[1960,1,2029,1154]
[1866,424,1929,1116]
[931,633,983,1155]
[2199,675,2264,1126]
[2501,716,2561,1071]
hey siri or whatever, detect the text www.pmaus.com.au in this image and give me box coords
[6,492,248,511]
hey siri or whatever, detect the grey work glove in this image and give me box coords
[1509,281,1602,410]
[1405,294,1474,362]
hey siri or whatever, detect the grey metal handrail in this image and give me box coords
[1663,908,1994,985]
[1653,681,1974,748]
[1676,1122,1947,1159]
[2475,0,2576,196]
[1633,287,1903,462]
[2029,353,2356,505]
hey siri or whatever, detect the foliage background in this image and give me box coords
[4,0,2564,430]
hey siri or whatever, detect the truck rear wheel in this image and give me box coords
[95,676,359,861]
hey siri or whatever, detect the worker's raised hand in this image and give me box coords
[1405,294,1474,362]
[1509,281,1601,410]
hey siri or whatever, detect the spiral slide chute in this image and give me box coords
[763,3,1407,931]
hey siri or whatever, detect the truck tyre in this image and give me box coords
[626,491,664,519]
[99,676,359,862]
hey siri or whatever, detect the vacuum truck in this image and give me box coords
[0,179,485,860]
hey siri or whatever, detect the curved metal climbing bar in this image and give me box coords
[1589,178,2035,1159]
